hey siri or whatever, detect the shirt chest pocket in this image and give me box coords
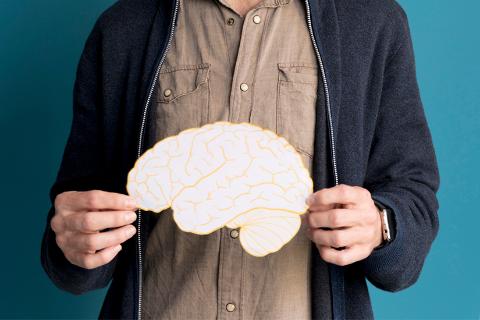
[276,63,318,159]
[155,63,210,140]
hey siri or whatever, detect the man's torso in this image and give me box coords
[141,0,321,318]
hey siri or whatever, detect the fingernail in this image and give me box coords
[306,194,315,206]
[115,245,122,252]
[125,226,136,237]
[126,198,137,209]
[125,211,137,222]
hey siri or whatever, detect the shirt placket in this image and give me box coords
[217,6,270,320]
[217,227,243,320]
[228,8,268,124]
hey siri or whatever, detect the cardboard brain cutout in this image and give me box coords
[126,122,313,257]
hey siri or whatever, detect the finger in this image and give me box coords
[68,225,136,252]
[305,196,335,212]
[50,214,65,233]
[307,184,369,208]
[68,245,122,270]
[57,190,137,212]
[56,231,98,254]
[55,231,69,251]
[64,211,137,233]
[307,227,363,248]
[317,244,371,266]
[306,208,358,229]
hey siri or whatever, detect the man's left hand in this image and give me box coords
[304,184,383,266]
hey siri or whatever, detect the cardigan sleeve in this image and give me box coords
[361,4,440,292]
[40,18,118,295]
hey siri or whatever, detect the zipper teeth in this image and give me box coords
[304,0,339,186]
[136,0,180,319]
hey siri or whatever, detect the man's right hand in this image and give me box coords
[50,190,138,270]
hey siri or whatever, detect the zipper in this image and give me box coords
[304,1,343,319]
[304,0,339,186]
[135,0,180,319]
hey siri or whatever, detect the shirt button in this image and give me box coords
[226,303,236,312]
[253,15,261,24]
[230,229,239,239]
[227,18,235,25]
[163,89,172,97]
[240,83,249,92]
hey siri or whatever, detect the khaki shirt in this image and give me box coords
[142,0,319,318]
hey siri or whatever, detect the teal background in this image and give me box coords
[0,0,478,318]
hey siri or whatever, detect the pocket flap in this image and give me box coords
[278,63,317,84]
[157,63,210,103]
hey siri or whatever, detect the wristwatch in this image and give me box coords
[373,200,395,247]
[379,207,392,243]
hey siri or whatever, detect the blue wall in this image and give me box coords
[0,0,478,318]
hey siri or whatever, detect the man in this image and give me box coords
[41,0,440,318]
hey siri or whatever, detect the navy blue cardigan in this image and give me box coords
[40,0,440,318]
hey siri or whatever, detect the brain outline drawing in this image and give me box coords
[126,121,313,257]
